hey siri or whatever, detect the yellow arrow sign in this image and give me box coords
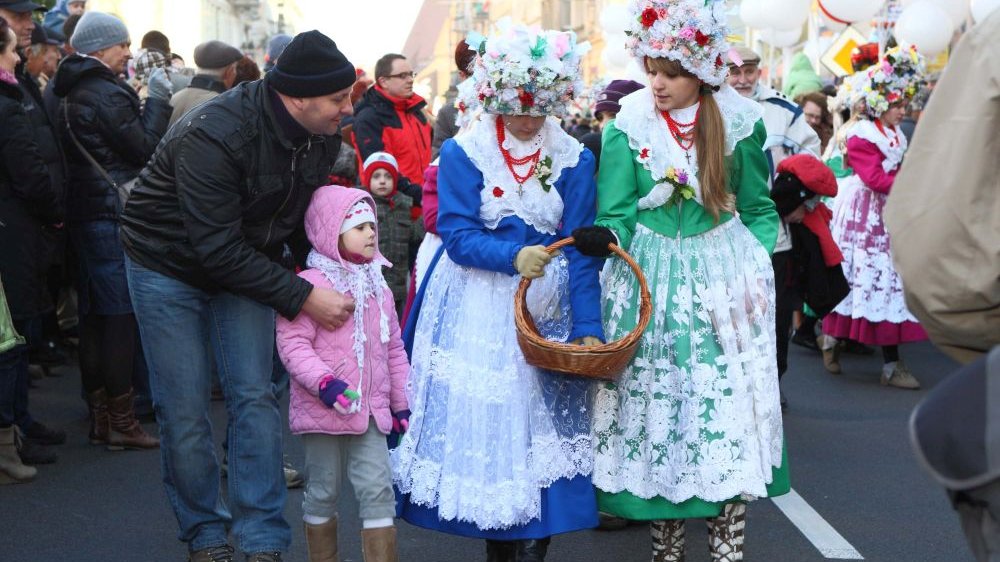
[821,27,869,77]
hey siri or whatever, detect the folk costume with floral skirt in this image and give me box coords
[592,84,790,522]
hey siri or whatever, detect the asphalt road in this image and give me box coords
[1,340,971,561]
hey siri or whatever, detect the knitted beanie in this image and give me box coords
[594,79,644,116]
[362,151,399,189]
[70,11,129,55]
[341,199,377,233]
[269,30,355,98]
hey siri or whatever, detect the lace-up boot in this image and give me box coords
[188,545,235,562]
[245,552,282,562]
[706,503,745,561]
[651,519,685,561]
[86,389,109,445]
[818,335,841,374]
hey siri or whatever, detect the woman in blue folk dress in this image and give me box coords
[391,21,603,561]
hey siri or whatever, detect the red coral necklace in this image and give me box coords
[661,105,699,165]
[496,115,541,185]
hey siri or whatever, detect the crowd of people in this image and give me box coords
[0,0,974,560]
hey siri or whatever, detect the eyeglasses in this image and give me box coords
[385,71,416,80]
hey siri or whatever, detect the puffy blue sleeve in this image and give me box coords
[437,139,521,275]
[556,149,605,342]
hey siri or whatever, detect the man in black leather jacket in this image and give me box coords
[120,31,356,562]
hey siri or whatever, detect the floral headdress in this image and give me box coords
[859,45,926,118]
[625,0,731,86]
[466,20,591,117]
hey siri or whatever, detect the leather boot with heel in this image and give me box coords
[485,540,515,562]
[86,388,109,445]
[107,389,159,450]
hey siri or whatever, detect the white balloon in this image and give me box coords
[818,0,888,23]
[902,0,971,28]
[740,0,769,29]
[599,4,631,35]
[761,27,803,48]
[762,0,812,31]
[625,58,648,84]
[971,0,1000,21]
[602,37,630,70]
[896,1,953,55]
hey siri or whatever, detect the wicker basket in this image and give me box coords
[513,237,652,381]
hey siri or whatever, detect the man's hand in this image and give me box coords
[301,287,355,330]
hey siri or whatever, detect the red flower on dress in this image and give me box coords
[478,92,486,101]
[492,186,504,198]
[518,90,535,108]
[695,30,710,47]
[715,54,724,67]
[639,148,650,159]
[640,7,659,28]
[458,101,467,112]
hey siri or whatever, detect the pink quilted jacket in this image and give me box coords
[276,185,409,436]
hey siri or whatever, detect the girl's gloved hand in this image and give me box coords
[318,376,359,414]
[572,226,616,257]
[392,409,411,434]
[515,245,552,279]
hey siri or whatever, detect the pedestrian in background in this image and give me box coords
[54,11,170,450]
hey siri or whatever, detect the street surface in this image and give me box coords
[1,341,970,561]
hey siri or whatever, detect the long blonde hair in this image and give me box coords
[646,57,734,221]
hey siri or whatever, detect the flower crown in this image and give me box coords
[625,0,730,86]
[466,20,591,117]
[860,45,926,118]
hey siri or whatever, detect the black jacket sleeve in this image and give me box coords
[174,129,313,318]
[93,90,170,168]
[0,100,61,223]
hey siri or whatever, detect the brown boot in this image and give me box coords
[305,518,339,562]
[652,519,686,562]
[706,503,746,561]
[0,426,37,484]
[107,390,159,450]
[361,526,397,562]
[818,335,841,374]
[86,389,110,445]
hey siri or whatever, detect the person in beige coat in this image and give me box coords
[168,40,243,126]
[885,9,1000,365]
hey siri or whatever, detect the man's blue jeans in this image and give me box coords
[126,256,290,553]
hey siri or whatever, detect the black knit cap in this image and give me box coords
[269,30,355,98]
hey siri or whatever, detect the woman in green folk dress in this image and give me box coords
[572,1,788,560]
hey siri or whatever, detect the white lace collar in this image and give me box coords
[615,85,761,211]
[306,250,390,380]
[846,118,907,173]
[455,114,582,235]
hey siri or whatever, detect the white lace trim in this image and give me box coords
[391,254,594,529]
[846,119,907,173]
[593,221,783,503]
[828,175,920,323]
[306,250,391,379]
[615,85,761,212]
[455,115,581,235]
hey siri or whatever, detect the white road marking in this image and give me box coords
[771,488,865,559]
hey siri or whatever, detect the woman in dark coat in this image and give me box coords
[0,15,63,482]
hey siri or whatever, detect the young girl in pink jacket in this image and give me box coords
[276,185,409,562]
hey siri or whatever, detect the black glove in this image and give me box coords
[572,226,616,258]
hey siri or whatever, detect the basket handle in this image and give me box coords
[514,236,652,350]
